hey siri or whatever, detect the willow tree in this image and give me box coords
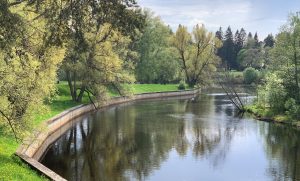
[0,1,65,140]
[26,0,145,102]
[172,24,221,87]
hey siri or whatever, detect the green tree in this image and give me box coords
[172,24,221,87]
[264,34,275,47]
[223,26,236,69]
[136,10,179,84]
[0,1,66,140]
[39,0,146,102]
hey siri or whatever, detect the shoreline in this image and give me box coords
[15,89,200,181]
[245,108,300,129]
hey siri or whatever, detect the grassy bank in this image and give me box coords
[245,105,300,127]
[0,82,186,180]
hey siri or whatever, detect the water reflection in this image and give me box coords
[41,91,300,181]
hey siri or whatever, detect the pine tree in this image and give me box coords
[264,34,275,47]
[254,32,259,47]
[223,26,236,69]
[215,27,224,64]
[215,27,223,41]
[248,32,253,39]
[239,28,247,48]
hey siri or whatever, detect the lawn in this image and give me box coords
[0,82,186,180]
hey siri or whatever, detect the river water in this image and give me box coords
[41,89,300,181]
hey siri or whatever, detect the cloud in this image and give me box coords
[137,0,299,38]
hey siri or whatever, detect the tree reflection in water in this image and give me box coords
[41,92,300,181]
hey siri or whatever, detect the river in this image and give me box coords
[41,89,300,181]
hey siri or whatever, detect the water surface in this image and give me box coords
[41,90,300,181]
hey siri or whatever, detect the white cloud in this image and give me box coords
[137,0,298,38]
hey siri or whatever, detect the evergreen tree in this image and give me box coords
[248,32,253,39]
[264,34,275,47]
[215,27,223,41]
[254,32,259,47]
[223,26,236,69]
[239,28,247,48]
[215,27,224,65]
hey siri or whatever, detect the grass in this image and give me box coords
[131,84,189,94]
[0,82,187,180]
[245,104,300,127]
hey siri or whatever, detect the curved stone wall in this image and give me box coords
[15,89,200,181]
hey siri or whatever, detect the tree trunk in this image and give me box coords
[66,70,77,101]
[76,86,86,102]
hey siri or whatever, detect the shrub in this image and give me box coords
[243,67,259,84]
[178,81,186,90]
[284,98,300,119]
[260,73,287,113]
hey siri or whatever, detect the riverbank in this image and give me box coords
[245,105,300,128]
[0,83,192,181]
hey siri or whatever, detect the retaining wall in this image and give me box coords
[15,89,200,181]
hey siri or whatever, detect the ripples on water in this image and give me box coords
[41,89,300,181]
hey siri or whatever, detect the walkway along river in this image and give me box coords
[40,88,300,181]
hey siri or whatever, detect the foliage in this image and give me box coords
[264,34,275,47]
[173,24,221,87]
[243,67,259,84]
[136,10,179,84]
[237,48,264,69]
[0,1,65,140]
[257,73,287,113]
[178,81,186,90]
[284,98,300,119]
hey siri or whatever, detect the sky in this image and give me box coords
[137,0,300,39]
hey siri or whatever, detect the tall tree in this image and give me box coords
[33,0,146,102]
[215,27,225,67]
[136,10,179,84]
[172,24,221,87]
[264,34,275,47]
[223,26,236,69]
[0,1,65,140]
[254,32,259,47]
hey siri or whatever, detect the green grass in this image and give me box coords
[0,82,187,180]
[131,84,189,94]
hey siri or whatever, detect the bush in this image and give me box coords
[178,81,186,90]
[284,98,300,119]
[243,67,259,84]
[257,73,287,113]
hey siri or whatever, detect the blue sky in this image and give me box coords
[138,0,300,39]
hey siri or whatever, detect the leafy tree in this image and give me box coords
[256,13,300,116]
[237,48,264,69]
[136,10,179,84]
[0,1,65,140]
[35,0,146,102]
[172,24,221,87]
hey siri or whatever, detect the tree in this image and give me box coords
[215,27,225,68]
[136,10,179,84]
[172,24,221,87]
[256,13,300,115]
[237,49,264,69]
[223,26,236,69]
[264,34,275,47]
[254,32,260,47]
[0,1,65,140]
[40,0,146,102]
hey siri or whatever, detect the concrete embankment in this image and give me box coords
[15,89,200,181]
